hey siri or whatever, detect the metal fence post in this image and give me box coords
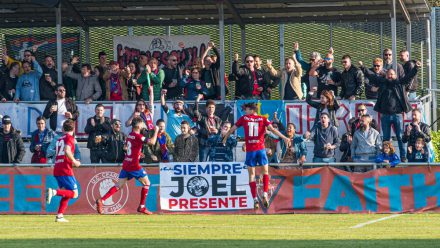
[279,24,285,69]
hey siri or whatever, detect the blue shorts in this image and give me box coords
[245,149,269,167]
[55,176,78,191]
[119,168,147,180]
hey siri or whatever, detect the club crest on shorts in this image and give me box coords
[86,172,129,214]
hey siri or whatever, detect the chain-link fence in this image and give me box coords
[1,14,438,101]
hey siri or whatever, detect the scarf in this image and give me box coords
[158,133,169,162]
[140,111,154,130]
[110,73,123,100]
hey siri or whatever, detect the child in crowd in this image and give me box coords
[407,137,429,163]
[376,141,400,168]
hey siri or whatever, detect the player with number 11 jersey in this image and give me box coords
[222,103,290,210]
[96,117,159,215]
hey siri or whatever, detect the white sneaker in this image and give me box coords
[46,188,55,204]
[55,216,69,223]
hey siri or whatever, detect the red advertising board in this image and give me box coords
[0,166,439,214]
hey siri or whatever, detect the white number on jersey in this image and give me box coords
[126,141,132,156]
[248,122,259,137]
[56,139,65,156]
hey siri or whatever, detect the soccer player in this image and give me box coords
[96,117,159,215]
[222,102,290,210]
[46,119,81,223]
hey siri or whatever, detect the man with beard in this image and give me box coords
[309,53,341,98]
[351,115,382,172]
[160,89,194,141]
[40,55,58,101]
[43,85,79,133]
[359,60,421,162]
[102,119,127,163]
[402,108,431,157]
[162,42,191,100]
[144,119,174,164]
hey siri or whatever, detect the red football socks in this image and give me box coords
[139,185,150,206]
[102,186,119,201]
[58,197,70,214]
[56,189,74,198]
[249,181,257,198]
[263,174,269,193]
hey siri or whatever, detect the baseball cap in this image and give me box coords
[2,115,12,124]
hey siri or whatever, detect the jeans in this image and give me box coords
[352,155,376,172]
[312,157,336,163]
[199,145,209,162]
[381,114,406,159]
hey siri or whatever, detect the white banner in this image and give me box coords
[284,100,423,136]
[113,35,210,68]
[0,102,164,138]
[160,162,253,211]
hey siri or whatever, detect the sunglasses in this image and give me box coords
[324,58,332,61]
[373,64,381,67]
[246,60,254,63]
[384,54,392,56]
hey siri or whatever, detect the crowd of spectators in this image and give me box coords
[0,41,434,170]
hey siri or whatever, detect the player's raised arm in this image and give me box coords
[147,126,160,146]
[65,145,80,167]
[268,124,291,148]
[222,125,237,144]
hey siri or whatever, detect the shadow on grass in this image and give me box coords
[1,239,439,248]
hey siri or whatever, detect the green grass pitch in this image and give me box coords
[1,214,440,248]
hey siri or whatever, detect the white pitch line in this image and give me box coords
[350,214,402,229]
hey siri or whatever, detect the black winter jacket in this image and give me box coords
[0,128,25,163]
[232,61,266,99]
[42,98,79,131]
[84,116,112,149]
[103,130,127,163]
[340,65,364,99]
[361,65,418,114]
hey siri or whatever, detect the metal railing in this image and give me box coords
[1,162,439,169]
